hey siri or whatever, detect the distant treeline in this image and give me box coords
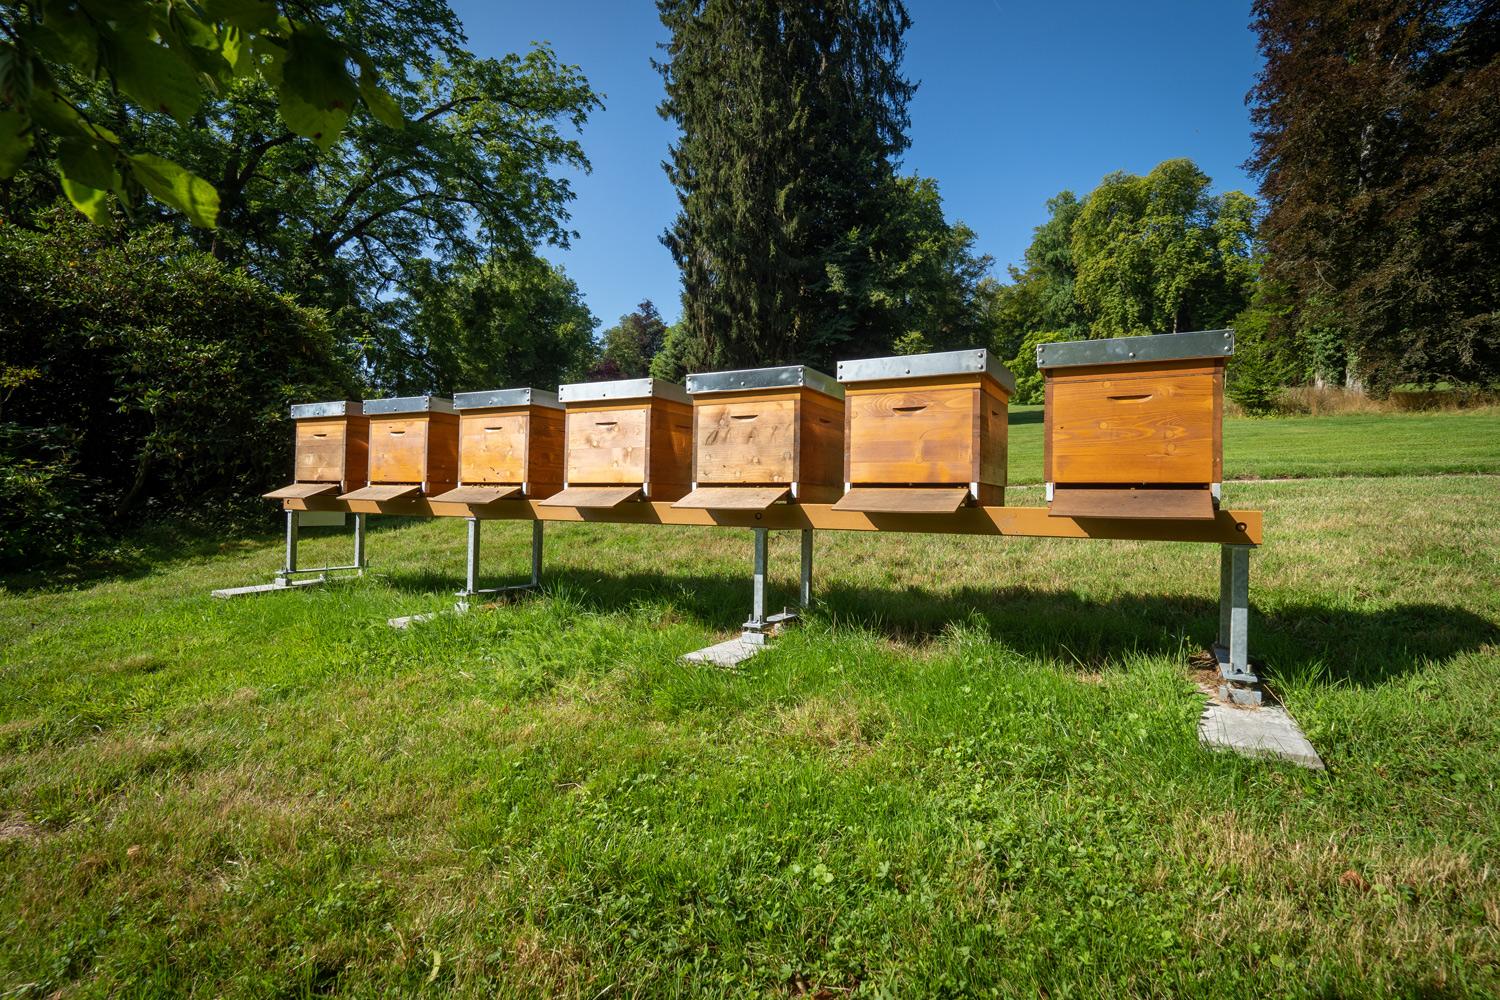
[1,0,1495,568]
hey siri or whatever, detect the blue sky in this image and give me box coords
[451,1,1265,331]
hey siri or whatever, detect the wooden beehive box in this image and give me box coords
[263,401,368,500]
[540,378,693,507]
[431,388,564,503]
[672,365,844,510]
[1038,328,1233,520]
[833,349,1015,513]
[339,396,458,501]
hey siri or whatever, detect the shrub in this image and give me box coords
[0,213,358,569]
[1004,330,1074,405]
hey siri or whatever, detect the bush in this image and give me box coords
[0,213,357,569]
[1004,330,1074,405]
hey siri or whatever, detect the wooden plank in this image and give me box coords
[673,486,789,510]
[832,487,970,514]
[1049,487,1215,520]
[284,497,1263,545]
[367,417,429,485]
[538,485,642,508]
[295,419,348,484]
[459,410,528,485]
[692,396,798,484]
[845,383,976,485]
[263,482,340,500]
[430,484,522,504]
[338,484,420,501]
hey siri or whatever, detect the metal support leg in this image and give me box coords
[799,529,813,608]
[280,510,299,581]
[1215,544,1261,706]
[751,527,768,627]
[353,513,366,575]
[464,517,481,596]
[530,520,544,587]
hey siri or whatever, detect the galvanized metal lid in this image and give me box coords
[837,349,1017,396]
[452,388,563,411]
[1036,329,1235,369]
[557,377,690,405]
[686,365,843,399]
[290,400,362,419]
[363,395,456,415]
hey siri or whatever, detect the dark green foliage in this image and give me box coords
[0,423,92,566]
[658,0,933,371]
[649,319,713,383]
[1004,330,1075,406]
[0,213,355,567]
[596,300,668,379]
[374,253,597,395]
[1249,0,1500,390]
[1227,284,1297,415]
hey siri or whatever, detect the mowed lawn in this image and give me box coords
[1,411,1498,997]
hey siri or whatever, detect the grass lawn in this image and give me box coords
[1,412,1498,996]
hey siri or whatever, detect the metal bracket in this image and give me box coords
[1213,544,1262,706]
[213,510,368,598]
[740,527,814,639]
[454,518,543,609]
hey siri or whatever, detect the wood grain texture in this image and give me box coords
[1049,372,1216,484]
[295,419,349,484]
[672,486,789,510]
[264,482,339,500]
[692,394,797,483]
[1048,486,1215,520]
[430,484,522,504]
[527,406,566,491]
[565,404,649,484]
[338,483,420,501]
[648,398,694,496]
[423,412,459,491]
[285,496,1262,545]
[844,374,1007,491]
[832,487,970,514]
[538,485,642,508]
[367,416,429,484]
[459,409,528,484]
[798,390,846,492]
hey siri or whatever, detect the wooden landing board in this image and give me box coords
[538,486,642,508]
[430,484,522,505]
[833,487,970,515]
[286,497,1261,545]
[339,484,420,502]
[263,482,340,500]
[1049,487,1215,520]
[673,486,789,511]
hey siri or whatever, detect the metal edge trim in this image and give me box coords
[1036,329,1236,369]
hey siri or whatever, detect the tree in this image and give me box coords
[656,0,916,372]
[596,300,668,378]
[1071,159,1258,338]
[380,252,597,396]
[1248,0,1500,390]
[0,0,410,227]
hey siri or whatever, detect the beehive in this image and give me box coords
[833,349,1015,513]
[263,401,369,500]
[431,389,564,503]
[339,396,458,501]
[672,365,844,510]
[539,378,693,507]
[1038,328,1233,520]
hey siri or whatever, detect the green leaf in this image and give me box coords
[128,153,220,228]
[58,138,119,192]
[278,25,357,143]
[202,0,280,32]
[103,24,204,123]
[60,174,112,223]
[0,110,33,178]
[358,69,404,129]
[31,8,100,72]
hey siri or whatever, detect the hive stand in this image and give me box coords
[682,527,814,667]
[455,518,545,609]
[1215,543,1261,705]
[212,509,368,598]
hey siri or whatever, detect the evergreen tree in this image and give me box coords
[1248,0,1500,390]
[656,0,916,371]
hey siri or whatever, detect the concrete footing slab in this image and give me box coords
[680,633,767,668]
[212,578,325,599]
[1198,698,1325,770]
[388,610,450,629]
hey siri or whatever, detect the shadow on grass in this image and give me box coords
[1007,407,1045,426]
[379,563,1498,689]
[0,515,427,595]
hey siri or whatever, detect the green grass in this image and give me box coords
[2,413,1499,997]
[1006,404,1500,484]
